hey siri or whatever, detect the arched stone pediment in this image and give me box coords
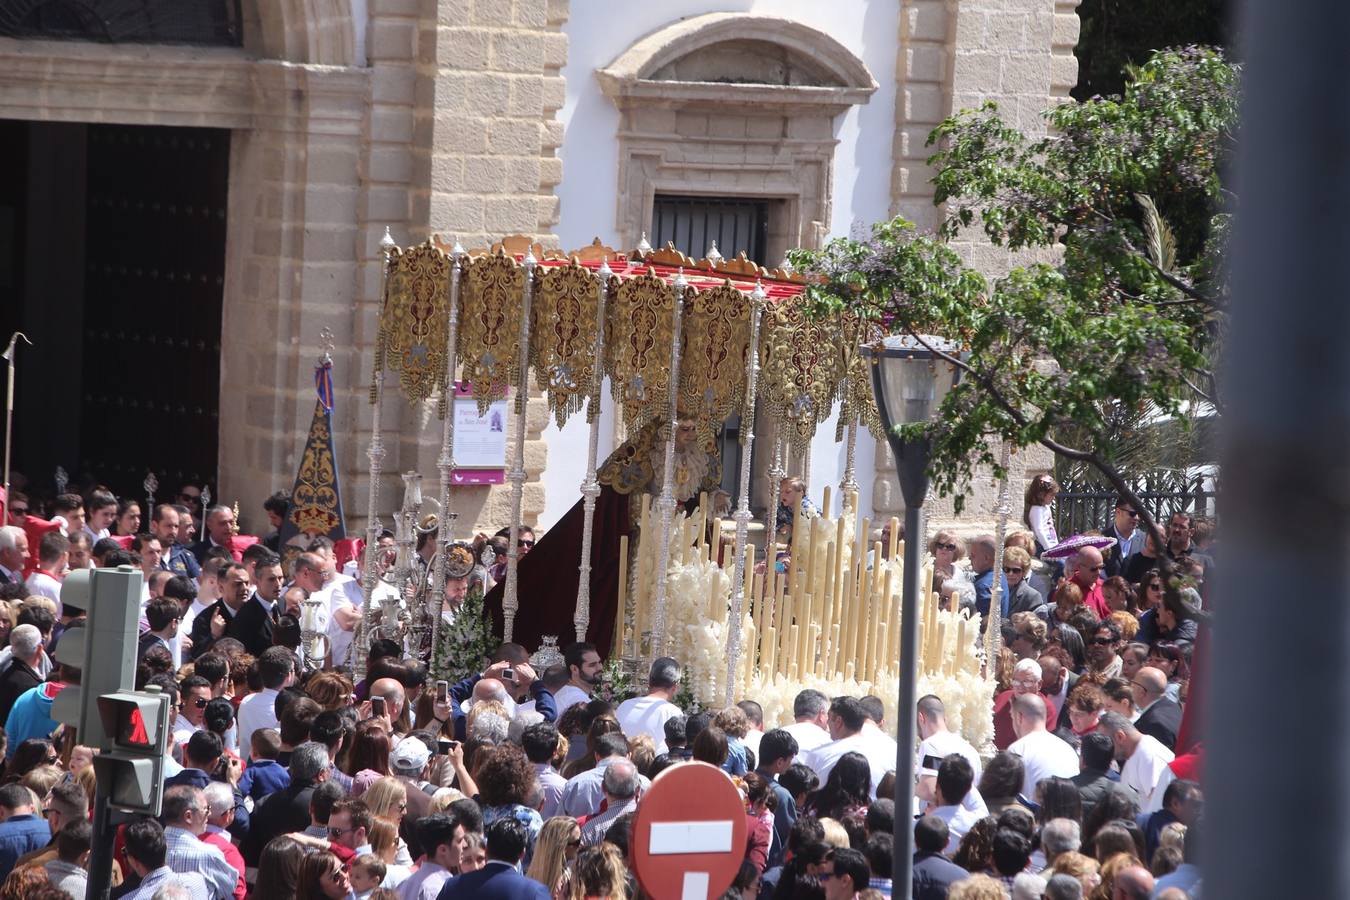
[598,13,876,111]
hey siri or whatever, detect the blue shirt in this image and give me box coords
[722,738,748,776]
[0,814,50,881]
[163,544,202,579]
[973,570,1010,620]
[238,758,291,801]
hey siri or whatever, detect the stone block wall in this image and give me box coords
[879,0,1075,531]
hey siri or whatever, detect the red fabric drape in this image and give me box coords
[484,486,631,654]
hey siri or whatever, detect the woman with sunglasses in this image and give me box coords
[1133,571,1164,614]
[928,531,972,609]
[526,816,580,900]
[1002,547,1044,616]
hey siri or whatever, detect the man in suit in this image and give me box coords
[191,561,251,660]
[436,818,549,900]
[191,505,238,566]
[1131,667,1183,751]
[227,553,284,657]
[0,527,28,585]
[1104,497,1146,578]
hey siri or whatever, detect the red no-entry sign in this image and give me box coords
[630,761,749,900]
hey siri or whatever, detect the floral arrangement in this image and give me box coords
[431,582,495,684]
[596,657,636,706]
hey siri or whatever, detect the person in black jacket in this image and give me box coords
[1131,668,1184,751]
[912,815,968,900]
[0,626,43,724]
[242,741,328,866]
[226,555,284,657]
[190,561,251,660]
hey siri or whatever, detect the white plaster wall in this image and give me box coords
[539,0,898,529]
[351,0,369,67]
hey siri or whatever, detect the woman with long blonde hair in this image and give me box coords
[367,817,414,888]
[569,843,627,900]
[363,778,413,866]
[527,817,580,900]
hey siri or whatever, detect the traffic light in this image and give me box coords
[50,566,142,749]
[92,689,172,815]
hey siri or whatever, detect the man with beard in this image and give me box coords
[553,642,602,714]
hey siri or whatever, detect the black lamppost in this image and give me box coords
[865,334,961,899]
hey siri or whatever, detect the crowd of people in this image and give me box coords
[0,480,1208,899]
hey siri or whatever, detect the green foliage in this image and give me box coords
[432,582,496,684]
[792,48,1236,523]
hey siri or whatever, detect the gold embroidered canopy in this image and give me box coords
[374,235,878,436]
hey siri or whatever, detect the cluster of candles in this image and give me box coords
[614,486,983,694]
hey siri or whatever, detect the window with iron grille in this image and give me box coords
[652,195,770,265]
[0,0,242,46]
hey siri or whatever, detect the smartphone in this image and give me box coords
[437,739,458,755]
[371,696,386,717]
[501,668,516,683]
[436,680,448,705]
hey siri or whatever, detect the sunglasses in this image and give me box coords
[1119,508,1139,517]
[517,539,535,549]
[328,826,355,838]
[1003,566,1024,574]
[193,698,209,709]
[936,543,957,552]
[1090,636,1115,646]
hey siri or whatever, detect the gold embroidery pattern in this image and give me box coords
[460,251,526,415]
[289,400,342,534]
[679,281,752,437]
[759,297,849,441]
[835,315,884,439]
[379,242,451,406]
[607,269,676,425]
[532,262,600,428]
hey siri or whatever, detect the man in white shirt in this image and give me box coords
[236,645,297,750]
[737,700,765,761]
[857,695,900,782]
[295,549,363,668]
[180,558,224,642]
[174,675,215,745]
[916,694,982,805]
[23,532,67,611]
[1098,710,1175,813]
[0,526,28,585]
[615,657,685,754]
[803,697,888,796]
[929,753,989,852]
[553,641,603,714]
[1007,692,1079,798]
[782,689,831,758]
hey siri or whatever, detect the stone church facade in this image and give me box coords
[0,0,1076,535]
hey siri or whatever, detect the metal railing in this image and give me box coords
[1053,469,1217,536]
